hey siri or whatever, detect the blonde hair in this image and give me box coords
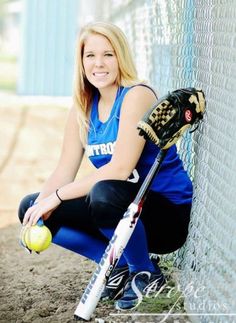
[73,21,140,145]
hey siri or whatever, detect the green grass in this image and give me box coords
[0,78,16,91]
[0,53,17,92]
[103,258,187,317]
[0,54,17,62]
[137,258,185,314]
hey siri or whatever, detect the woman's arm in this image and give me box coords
[56,86,157,199]
[23,86,156,226]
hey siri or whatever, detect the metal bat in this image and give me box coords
[74,149,167,321]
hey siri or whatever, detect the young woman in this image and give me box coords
[18,22,192,310]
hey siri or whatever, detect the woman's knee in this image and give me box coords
[18,193,39,223]
[89,181,115,205]
[89,179,138,206]
[88,180,131,227]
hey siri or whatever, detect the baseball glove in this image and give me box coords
[137,87,205,149]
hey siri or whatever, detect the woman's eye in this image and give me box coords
[84,53,94,58]
[105,53,113,57]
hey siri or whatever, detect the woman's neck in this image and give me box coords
[98,84,119,107]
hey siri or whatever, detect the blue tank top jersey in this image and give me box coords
[85,86,193,205]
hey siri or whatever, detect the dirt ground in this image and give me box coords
[0,93,190,323]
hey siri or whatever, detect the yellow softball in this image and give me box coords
[23,224,52,252]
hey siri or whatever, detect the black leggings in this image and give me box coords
[18,180,191,254]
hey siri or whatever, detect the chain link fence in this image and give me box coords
[104,0,236,323]
[81,1,236,321]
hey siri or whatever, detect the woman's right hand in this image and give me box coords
[23,192,61,226]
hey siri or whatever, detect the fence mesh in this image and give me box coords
[99,0,236,322]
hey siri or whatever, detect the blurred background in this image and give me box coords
[0,0,82,95]
[0,0,94,226]
[0,1,235,322]
[0,0,21,94]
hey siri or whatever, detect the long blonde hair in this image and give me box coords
[73,21,140,145]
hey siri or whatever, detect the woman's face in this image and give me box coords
[82,33,119,90]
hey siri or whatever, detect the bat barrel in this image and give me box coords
[74,204,139,320]
[74,150,168,321]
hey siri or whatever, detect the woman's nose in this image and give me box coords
[95,57,104,67]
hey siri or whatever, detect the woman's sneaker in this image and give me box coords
[100,265,129,301]
[115,269,166,310]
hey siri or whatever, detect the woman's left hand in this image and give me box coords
[23,192,61,226]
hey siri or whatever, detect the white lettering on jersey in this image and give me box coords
[100,144,107,155]
[106,142,114,154]
[86,141,116,157]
